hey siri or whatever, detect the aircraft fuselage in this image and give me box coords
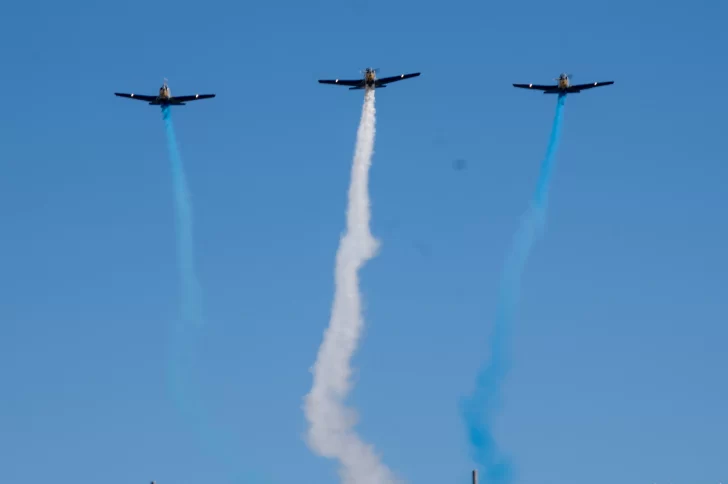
[149,86,186,105]
[513,75,613,95]
[114,81,213,106]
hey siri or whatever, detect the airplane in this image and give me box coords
[318,67,420,90]
[114,79,215,106]
[513,73,613,94]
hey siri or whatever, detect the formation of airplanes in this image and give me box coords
[113,71,613,107]
[127,71,612,484]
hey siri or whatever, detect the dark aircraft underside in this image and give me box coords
[114,92,215,106]
[149,99,187,105]
[541,87,595,94]
[349,82,388,90]
[512,81,614,94]
[318,72,421,90]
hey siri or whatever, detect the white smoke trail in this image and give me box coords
[304,89,397,484]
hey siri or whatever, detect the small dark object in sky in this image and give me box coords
[453,159,467,171]
[413,241,431,258]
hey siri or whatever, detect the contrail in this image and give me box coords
[161,106,206,438]
[461,94,567,483]
[304,89,397,484]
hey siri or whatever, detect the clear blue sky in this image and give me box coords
[1,1,726,483]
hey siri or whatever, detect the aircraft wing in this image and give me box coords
[115,93,157,102]
[170,94,216,102]
[375,72,421,86]
[565,81,614,92]
[318,79,364,87]
[512,84,558,91]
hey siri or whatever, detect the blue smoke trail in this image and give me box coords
[161,105,207,441]
[162,106,204,327]
[160,108,274,484]
[461,94,567,483]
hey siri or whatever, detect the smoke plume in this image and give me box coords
[161,106,208,445]
[303,89,398,484]
[162,106,204,326]
[461,95,567,483]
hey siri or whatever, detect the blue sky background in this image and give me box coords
[1,1,726,484]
